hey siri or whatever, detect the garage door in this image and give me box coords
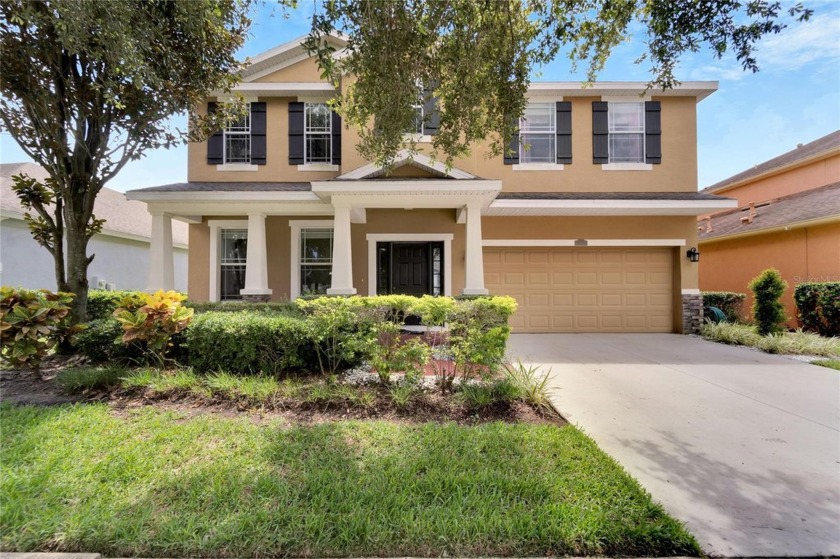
[484,247,674,333]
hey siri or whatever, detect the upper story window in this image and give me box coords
[223,104,252,164]
[608,102,645,163]
[304,103,332,163]
[519,103,556,163]
[409,104,424,135]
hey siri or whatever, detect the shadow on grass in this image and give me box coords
[1,404,699,557]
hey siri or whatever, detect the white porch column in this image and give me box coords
[147,211,174,292]
[327,204,357,295]
[462,202,489,295]
[240,212,273,301]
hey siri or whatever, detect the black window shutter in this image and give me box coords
[556,101,572,164]
[288,102,305,165]
[331,110,342,165]
[206,102,224,165]
[592,101,609,164]
[250,102,267,165]
[645,101,662,164]
[422,86,439,136]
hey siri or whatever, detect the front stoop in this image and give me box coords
[241,293,271,303]
[681,292,704,334]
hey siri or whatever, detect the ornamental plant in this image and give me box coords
[368,322,431,385]
[794,282,840,337]
[113,290,194,365]
[0,287,81,370]
[749,269,788,335]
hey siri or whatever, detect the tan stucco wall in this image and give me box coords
[699,222,840,325]
[703,153,840,213]
[188,223,211,301]
[253,57,326,83]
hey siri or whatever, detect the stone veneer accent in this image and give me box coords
[681,293,704,334]
[241,294,271,303]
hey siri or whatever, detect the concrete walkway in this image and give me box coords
[509,333,840,557]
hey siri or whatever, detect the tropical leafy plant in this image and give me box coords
[113,290,194,365]
[0,287,81,370]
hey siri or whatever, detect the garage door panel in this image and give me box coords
[484,247,674,333]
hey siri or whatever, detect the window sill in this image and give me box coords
[216,164,259,172]
[298,164,340,172]
[601,163,653,171]
[512,163,565,171]
[403,133,434,143]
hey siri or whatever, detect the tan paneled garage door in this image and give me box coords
[484,247,674,333]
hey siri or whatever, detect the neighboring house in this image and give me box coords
[698,131,840,325]
[127,34,735,333]
[1,162,189,292]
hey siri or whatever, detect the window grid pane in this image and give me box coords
[609,134,645,163]
[304,103,332,163]
[520,103,555,132]
[411,105,424,135]
[220,229,247,300]
[608,103,644,132]
[300,228,334,296]
[224,134,251,164]
[520,133,555,163]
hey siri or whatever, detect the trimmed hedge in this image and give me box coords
[795,282,840,337]
[74,319,145,364]
[185,300,299,315]
[186,311,318,374]
[702,291,746,322]
[86,290,143,321]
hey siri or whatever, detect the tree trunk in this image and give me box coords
[64,199,92,324]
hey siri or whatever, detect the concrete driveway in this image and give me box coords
[509,333,840,557]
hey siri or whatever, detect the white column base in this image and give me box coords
[240,288,274,296]
[326,287,357,296]
[462,288,490,296]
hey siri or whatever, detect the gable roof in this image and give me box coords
[240,34,347,82]
[698,182,840,242]
[703,130,840,194]
[1,162,189,247]
[335,151,477,180]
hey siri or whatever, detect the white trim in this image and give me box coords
[681,289,701,295]
[127,191,322,202]
[483,238,686,247]
[601,163,653,171]
[601,94,652,102]
[486,198,737,216]
[297,163,340,172]
[365,233,454,297]
[214,82,337,95]
[216,164,259,172]
[208,219,248,303]
[289,219,335,299]
[512,163,565,171]
[336,151,476,180]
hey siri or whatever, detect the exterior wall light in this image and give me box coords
[686,247,700,263]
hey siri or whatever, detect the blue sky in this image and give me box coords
[2,0,838,192]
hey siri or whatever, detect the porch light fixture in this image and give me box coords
[686,247,700,263]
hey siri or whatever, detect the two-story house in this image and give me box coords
[127,35,736,334]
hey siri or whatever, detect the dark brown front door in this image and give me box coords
[391,243,429,296]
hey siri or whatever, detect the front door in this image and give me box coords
[376,241,444,296]
[391,243,429,296]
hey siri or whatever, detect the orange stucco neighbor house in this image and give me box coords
[127,34,737,334]
[698,130,840,325]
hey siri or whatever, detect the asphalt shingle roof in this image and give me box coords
[698,182,840,241]
[130,182,312,193]
[1,163,189,246]
[703,130,840,193]
[497,191,729,200]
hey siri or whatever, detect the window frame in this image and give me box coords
[303,102,332,164]
[222,103,252,164]
[519,102,556,164]
[208,220,249,302]
[607,101,645,164]
[289,220,335,299]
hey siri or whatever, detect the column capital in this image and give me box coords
[247,211,267,219]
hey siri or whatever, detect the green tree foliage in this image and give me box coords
[749,268,788,335]
[0,0,260,322]
[307,0,812,167]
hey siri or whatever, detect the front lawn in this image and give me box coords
[813,359,840,371]
[0,403,700,557]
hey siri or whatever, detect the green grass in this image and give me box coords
[55,366,127,394]
[812,359,840,371]
[701,322,840,357]
[0,404,699,557]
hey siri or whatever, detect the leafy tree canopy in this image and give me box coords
[0,0,258,321]
[307,0,812,167]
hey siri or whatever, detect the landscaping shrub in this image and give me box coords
[185,300,300,315]
[113,290,194,365]
[0,287,81,369]
[794,282,840,337]
[749,269,788,335]
[702,291,746,322]
[73,318,146,364]
[186,311,316,374]
[503,360,556,415]
[86,290,145,321]
[458,378,521,411]
[368,322,431,385]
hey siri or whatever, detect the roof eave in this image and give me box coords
[698,214,840,243]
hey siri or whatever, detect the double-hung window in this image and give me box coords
[299,228,333,295]
[304,103,332,163]
[519,103,556,163]
[608,102,645,163]
[223,106,251,164]
[220,228,247,300]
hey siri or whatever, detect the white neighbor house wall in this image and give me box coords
[0,219,187,292]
